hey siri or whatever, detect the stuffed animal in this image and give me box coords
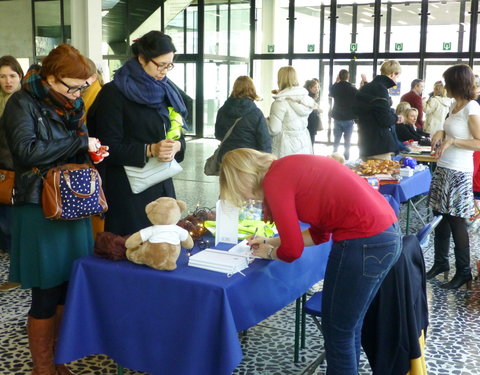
[125,197,194,271]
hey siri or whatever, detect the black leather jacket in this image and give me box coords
[2,90,89,205]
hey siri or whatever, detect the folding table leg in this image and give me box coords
[294,297,301,362]
[301,294,307,349]
[405,199,411,235]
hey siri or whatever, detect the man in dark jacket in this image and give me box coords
[329,69,357,160]
[353,60,404,160]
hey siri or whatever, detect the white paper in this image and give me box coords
[215,200,239,246]
[227,239,260,259]
[188,248,249,275]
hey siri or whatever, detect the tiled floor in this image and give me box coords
[1,138,480,375]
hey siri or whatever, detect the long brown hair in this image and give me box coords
[443,64,476,100]
[231,76,260,101]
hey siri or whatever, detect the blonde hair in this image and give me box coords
[433,82,446,97]
[219,148,277,207]
[231,76,260,101]
[380,60,401,76]
[395,101,411,117]
[406,108,418,117]
[277,66,299,91]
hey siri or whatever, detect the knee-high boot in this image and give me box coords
[426,235,450,280]
[27,315,58,375]
[441,247,473,289]
[53,305,76,375]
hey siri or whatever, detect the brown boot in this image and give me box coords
[27,315,58,375]
[53,305,76,375]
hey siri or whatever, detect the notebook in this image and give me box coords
[188,249,249,275]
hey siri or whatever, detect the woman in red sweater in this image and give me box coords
[220,148,401,375]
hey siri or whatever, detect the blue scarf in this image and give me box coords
[114,58,188,130]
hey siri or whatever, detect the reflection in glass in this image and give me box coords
[255,0,289,54]
[356,4,374,53]
[34,0,62,56]
[294,2,321,54]
[336,4,353,53]
[426,1,463,52]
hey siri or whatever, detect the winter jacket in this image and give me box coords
[2,90,89,205]
[395,123,431,146]
[268,86,315,158]
[353,75,400,158]
[214,97,271,161]
[423,95,451,135]
[329,81,358,120]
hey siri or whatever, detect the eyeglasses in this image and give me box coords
[58,78,90,94]
[150,60,174,72]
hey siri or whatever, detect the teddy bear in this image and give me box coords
[125,197,194,271]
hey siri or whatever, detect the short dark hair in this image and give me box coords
[410,79,423,89]
[131,31,176,62]
[40,44,91,80]
[443,64,476,100]
[0,55,24,80]
[339,69,349,81]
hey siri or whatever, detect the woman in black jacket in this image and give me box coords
[3,44,104,375]
[396,108,431,146]
[87,31,187,236]
[214,76,271,162]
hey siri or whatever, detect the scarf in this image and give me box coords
[113,58,188,130]
[22,65,85,131]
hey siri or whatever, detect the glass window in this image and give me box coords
[380,1,422,53]
[101,0,127,56]
[165,9,185,53]
[204,4,228,55]
[34,0,62,57]
[390,61,421,108]
[356,4,375,53]
[426,1,464,53]
[424,59,468,97]
[293,1,321,54]
[335,4,354,53]
[230,3,250,58]
[168,62,197,134]
[255,0,289,54]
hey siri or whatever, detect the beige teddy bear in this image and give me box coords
[125,197,194,270]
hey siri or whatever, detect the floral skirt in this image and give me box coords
[428,167,474,218]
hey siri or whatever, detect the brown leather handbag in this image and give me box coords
[0,169,15,205]
[41,163,108,220]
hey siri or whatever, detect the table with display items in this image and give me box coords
[379,168,432,234]
[55,233,332,375]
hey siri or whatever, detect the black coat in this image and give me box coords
[353,75,400,157]
[214,97,271,161]
[329,81,358,120]
[2,90,89,205]
[395,123,431,146]
[87,82,186,236]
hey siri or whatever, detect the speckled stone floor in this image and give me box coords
[1,139,480,375]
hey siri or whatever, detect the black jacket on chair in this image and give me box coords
[353,75,400,157]
[214,97,271,162]
[361,235,429,375]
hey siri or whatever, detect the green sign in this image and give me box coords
[307,44,315,52]
[267,44,275,53]
[394,43,403,51]
[443,42,451,51]
[350,43,358,52]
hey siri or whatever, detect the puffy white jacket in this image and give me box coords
[424,95,451,135]
[268,86,315,158]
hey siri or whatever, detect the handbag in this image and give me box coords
[41,163,108,220]
[0,169,15,205]
[124,158,183,194]
[124,121,184,194]
[204,117,242,176]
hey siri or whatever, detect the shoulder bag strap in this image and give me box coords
[219,117,242,146]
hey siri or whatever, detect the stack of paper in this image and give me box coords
[188,249,249,275]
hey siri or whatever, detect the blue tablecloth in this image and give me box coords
[383,194,400,216]
[56,238,332,375]
[379,169,432,204]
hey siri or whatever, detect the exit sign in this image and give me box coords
[350,43,358,52]
[395,43,403,51]
[443,42,451,51]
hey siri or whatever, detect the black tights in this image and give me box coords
[29,282,68,319]
[433,211,469,250]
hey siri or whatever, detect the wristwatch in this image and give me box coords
[267,246,274,260]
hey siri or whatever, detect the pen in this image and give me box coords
[249,227,258,251]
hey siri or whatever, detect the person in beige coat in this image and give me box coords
[424,82,451,135]
[268,66,315,158]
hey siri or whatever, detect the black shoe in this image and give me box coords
[426,264,450,280]
[440,273,473,290]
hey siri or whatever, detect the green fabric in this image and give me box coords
[167,106,184,139]
[204,219,276,239]
[9,204,94,289]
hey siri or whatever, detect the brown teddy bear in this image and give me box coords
[125,197,194,270]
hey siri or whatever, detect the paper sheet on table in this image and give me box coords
[215,200,239,246]
[228,239,261,259]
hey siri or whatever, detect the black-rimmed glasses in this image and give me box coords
[150,60,174,72]
[58,78,90,94]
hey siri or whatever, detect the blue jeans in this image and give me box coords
[322,222,402,375]
[333,120,354,160]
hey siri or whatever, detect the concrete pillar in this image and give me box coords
[70,0,102,63]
